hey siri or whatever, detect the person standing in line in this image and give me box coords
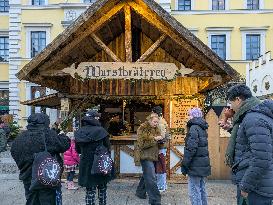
[181,107,211,205]
[10,113,70,205]
[219,84,273,205]
[75,110,112,205]
[135,113,163,205]
[152,106,169,193]
[0,124,7,153]
[64,132,80,190]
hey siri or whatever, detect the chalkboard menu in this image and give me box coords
[171,99,199,144]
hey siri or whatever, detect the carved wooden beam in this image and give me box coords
[170,160,182,174]
[40,70,70,77]
[136,33,167,62]
[124,5,132,62]
[185,70,214,77]
[198,75,223,93]
[91,33,122,62]
[120,145,134,158]
[170,145,183,159]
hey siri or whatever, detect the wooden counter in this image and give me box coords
[110,135,138,177]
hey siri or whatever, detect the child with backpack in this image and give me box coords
[64,132,80,190]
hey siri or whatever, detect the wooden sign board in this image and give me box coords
[61,98,70,112]
[170,99,199,144]
[62,62,192,80]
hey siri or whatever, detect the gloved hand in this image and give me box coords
[181,165,188,176]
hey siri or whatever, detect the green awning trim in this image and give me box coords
[0,106,9,110]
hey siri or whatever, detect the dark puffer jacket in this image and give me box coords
[11,113,70,183]
[0,128,7,152]
[181,117,211,177]
[232,100,273,197]
[75,116,112,188]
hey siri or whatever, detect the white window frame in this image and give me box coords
[244,0,264,10]
[0,30,9,63]
[25,82,38,117]
[29,0,48,6]
[209,0,229,10]
[81,0,95,3]
[25,83,50,117]
[241,30,266,60]
[0,81,9,90]
[207,29,231,60]
[24,25,51,59]
[175,0,195,11]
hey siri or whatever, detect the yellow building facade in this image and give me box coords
[0,0,273,126]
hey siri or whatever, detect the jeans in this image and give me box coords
[136,160,161,205]
[66,171,75,182]
[188,175,208,205]
[86,184,107,205]
[236,186,273,205]
[23,181,61,205]
[156,149,167,191]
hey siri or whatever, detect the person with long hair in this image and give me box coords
[135,114,163,205]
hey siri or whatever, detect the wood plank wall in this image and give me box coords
[69,32,199,96]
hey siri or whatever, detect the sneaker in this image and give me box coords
[67,181,78,190]
[135,193,147,199]
[64,182,69,189]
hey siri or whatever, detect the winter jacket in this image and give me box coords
[10,113,70,184]
[64,140,80,166]
[136,121,161,162]
[0,128,7,152]
[181,117,211,177]
[75,116,112,188]
[232,100,273,197]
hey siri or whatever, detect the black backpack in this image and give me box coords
[91,143,113,175]
[30,132,62,191]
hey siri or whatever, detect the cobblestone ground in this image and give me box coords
[0,174,236,205]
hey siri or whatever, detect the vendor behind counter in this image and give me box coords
[106,113,128,136]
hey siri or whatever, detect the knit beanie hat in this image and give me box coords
[188,107,203,118]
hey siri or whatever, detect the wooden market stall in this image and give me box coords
[17,0,239,179]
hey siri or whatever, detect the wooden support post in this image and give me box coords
[163,98,171,179]
[91,33,122,62]
[114,145,121,177]
[124,5,132,62]
[136,34,167,62]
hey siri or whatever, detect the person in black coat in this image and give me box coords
[10,113,70,205]
[220,84,273,205]
[181,107,210,205]
[75,110,112,205]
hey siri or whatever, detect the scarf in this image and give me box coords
[225,97,261,167]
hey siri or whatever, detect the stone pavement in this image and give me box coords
[0,174,237,205]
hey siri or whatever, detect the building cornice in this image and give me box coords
[0,12,9,16]
[0,30,9,35]
[240,26,270,31]
[11,3,91,10]
[206,27,234,31]
[23,23,53,27]
[171,9,273,15]
[0,81,9,89]
[226,60,252,63]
